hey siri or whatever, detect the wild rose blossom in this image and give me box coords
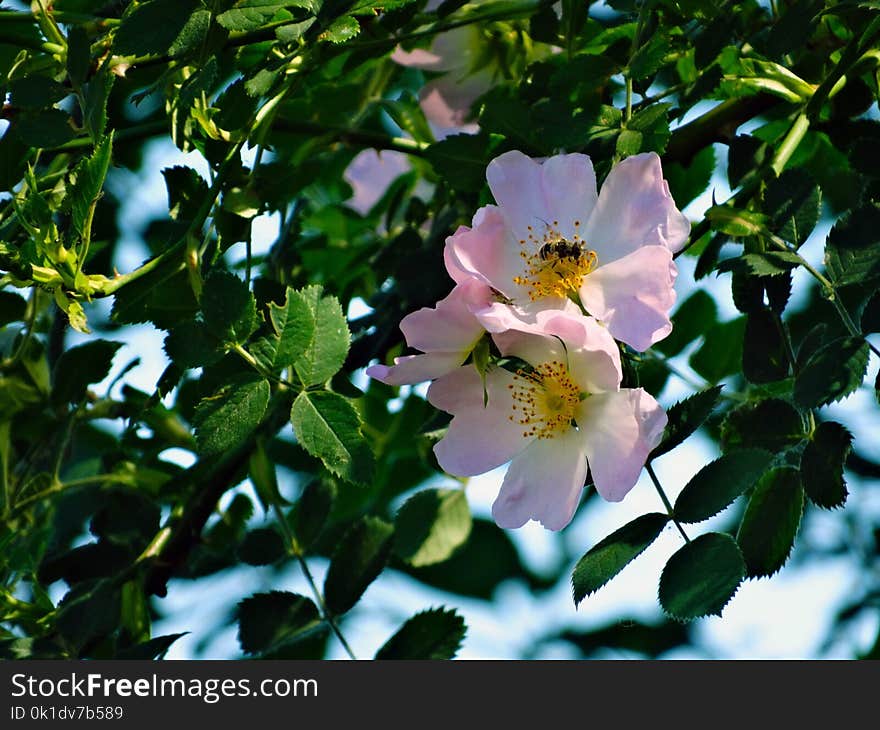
[365,276,493,386]
[427,309,667,530]
[368,150,685,530]
[447,151,690,351]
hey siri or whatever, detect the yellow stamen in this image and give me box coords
[512,220,598,301]
[506,360,581,439]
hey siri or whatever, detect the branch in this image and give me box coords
[142,392,293,597]
[665,94,778,165]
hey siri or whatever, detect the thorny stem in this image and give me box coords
[646,462,690,543]
[766,235,880,359]
[271,500,358,660]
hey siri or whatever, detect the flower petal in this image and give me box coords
[446,205,529,300]
[475,296,579,334]
[486,151,598,241]
[584,152,690,262]
[366,352,464,386]
[429,366,529,476]
[400,280,489,353]
[577,389,667,502]
[492,427,587,530]
[579,245,677,351]
[484,305,622,394]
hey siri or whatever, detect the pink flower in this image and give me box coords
[447,151,690,351]
[344,149,411,216]
[366,278,493,386]
[392,5,491,131]
[427,309,667,530]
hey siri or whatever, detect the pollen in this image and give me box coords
[506,360,581,439]
[512,220,598,301]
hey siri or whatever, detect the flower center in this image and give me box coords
[512,220,598,301]
[507,360,581,439]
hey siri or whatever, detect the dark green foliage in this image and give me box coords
[238,527,286,565]
[52,340,122,404]
[801,421,852,509]
[572,514,669,604]
[659,533,746,621]
[324,517,394,615]
[291,391,374,485]
[825,204,880,286]
[193,374,270,455]
[237,592,321,655]
[736,467,804,578]
[674,449,774,523]
[794,336,870,409]
[742,308,789,383]
[375,608,466,659]
[394,489,472,568]
[721,398,805,453]
[290,479,336,552]
[651,386,723,459]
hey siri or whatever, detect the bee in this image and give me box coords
[539,239,585,262]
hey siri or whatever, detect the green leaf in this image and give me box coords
[82,64,114,142]
[688,317,746,383]
[765,169,821,247]
[249,440,286,513]
[375,608,466,660]
[12,109,75,148]
[663,145,715,210]
[324,516,394,615]
[162,166,209,222]
[794,336,869,409]
[168,8,210,56]
[267,287,316,368]
[825,203,880,286]
[381,95,435,146]
[66,26,91,88]
[218,1,318,32]
[52,339,122,405]
[292,286,350,386]
[650,385,723,459]
[319,15,360,43]
[801,420,852,509]
[201,270,258,346]
[193,374,270,455]
[69,132,113,241]
[9,76,67,109]
[742,308,789,384]
[394,489,472,568]
[706,206,768,237]
[116,633,187,660]
[0,291,27,327]
[237,591,321,655]
[674,449,774,523]
[115,0,200,56]
[736,467,804,577]
[290,478,335,552]
[163,319,223,369]
[56,581,121,649]
[110,259,199,329]
[572,513,669,604]
[658,533,745,621]
[425,132,495,193]
[618,103,671,155]
[629,35,671,80]
[238,527,286,565]
[291,391,374,485]
[715,251,803,277]
[721,398,805,453]
[655,289,718,357]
